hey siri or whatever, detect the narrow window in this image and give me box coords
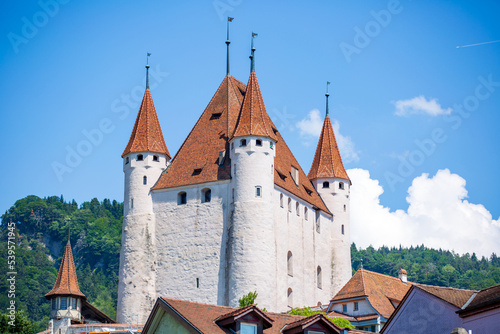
[255,186,262,197]
[137,154,143,161]
[304,207,308,220]
[256,139,262,146]
[342,224,345,235]
[210,112,222,120]
[125,157,129,164]
[178,192,187,205]
[192,168,202,176]
[231,142,234,149]
[143,176,147,185]
[131,198,134,209]
[280,194,284,208]
[315,210,320,233]
[339,182,345,190]
[342,304,347,313]
[296,202,300,216]
[60,297,67,310]
[288,198,291,212]
[287,288,293,307]
[232,188,235,201]
[322,181,329,188]
[287,251,293,276]
[344,204,346,212]
[202,188,211,203]
[317,266,322,289]
[51,298,56,310]
[72,298,77,310]
[240,139,247,147]
[196,278,199,288]
[354,302,359,311]
[153,155,159,162]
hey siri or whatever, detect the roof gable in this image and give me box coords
[416,284,476,308]
[45,241,86,299]
[308,116,350,182]
[122,88,170,158]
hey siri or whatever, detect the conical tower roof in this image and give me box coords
[308,115,350,182]
[45,241,86,299]
[231,71,277,141]
[122,88,170,158]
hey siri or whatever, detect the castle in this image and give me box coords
[116,33,352,324]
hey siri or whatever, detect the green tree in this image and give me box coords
[289,307,354,329]
[0,311,35,334]
[238,291,258,307]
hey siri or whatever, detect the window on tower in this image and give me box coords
[317,266,322,289]
[288,198,291,212]
[287,288,293,308]
[280,193,284,208]
[143,176,147,185]
[344,204,346,212]
[153,155,159,162]
[323,181,329,188]
[339,182,345,190]
[137,154,143,161]
[287,251,293,276]
[60,297,67,310]
[296,202,300,216]
[255,186,262,197]
[201,188,211,203]
[178,192,187,205]
[304,207,308,220]
[240,139,247,147]
[315,210,320,233]
[342,224,345,235]
[125,157,129,164]
[256,139,262,146]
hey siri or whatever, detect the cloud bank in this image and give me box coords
[393,95,452,116]
[349,168,500,257]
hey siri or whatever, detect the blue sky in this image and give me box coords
[1,0,499,255]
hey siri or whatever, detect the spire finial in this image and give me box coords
[325,81,331,117]
[360,258,364,269]
[146,52,151,89]
[226,17,234,76]
[250,32,258,73]
[67,218,71,244]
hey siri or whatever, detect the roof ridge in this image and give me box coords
[161,297,236,310]
[415,283,477,292]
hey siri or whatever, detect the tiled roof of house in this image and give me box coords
[122,88,170,158]
[281,313,341,333]
[45,241,86,299]
[151,74,330,213]
[330,269,412,318]
[416,284,476,309]
[308,116,350,183]
[458,284,500,316]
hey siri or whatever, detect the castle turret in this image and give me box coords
[228,33,278,310]
[117,59,170,324]
[308,83,352,294]
[45,240,86,332]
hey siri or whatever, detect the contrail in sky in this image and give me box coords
[456,40,500,48]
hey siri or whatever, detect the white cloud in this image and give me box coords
[349,168,500,257]
[393,95,452,116]
[296,109,359,162]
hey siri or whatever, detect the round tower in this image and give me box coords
[227,35,278,310]
[117,59,171,324]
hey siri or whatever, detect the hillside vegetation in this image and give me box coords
[1,195,499,332]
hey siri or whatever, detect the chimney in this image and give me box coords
[398,268,407,283]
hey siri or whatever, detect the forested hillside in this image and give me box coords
[1,195,499,332]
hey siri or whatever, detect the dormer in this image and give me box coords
[281,314,342,334]
[215,305,273,334]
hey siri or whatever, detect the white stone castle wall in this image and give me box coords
[153,181,230,306]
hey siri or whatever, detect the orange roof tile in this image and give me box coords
[231,72,277,141]
[45,241,86,299]
[330,269,411,318]
[458,284,500,316]
[416,284,476,308]
[308,116,350,183]
[122,88,170,158]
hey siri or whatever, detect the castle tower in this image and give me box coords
[227,34,278,310]
[117,60,170,324]
[45,241,86,333]
[308,84,352,294]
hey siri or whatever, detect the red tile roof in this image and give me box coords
[232,72,277,141]
[308,116,350,183]
[282,313,341,333]
[151,74,330,213]
[330,269,412,318]
[416,284,476,308]
[122,88,170,158]
[458,284,500,316]
[45,241,86,299]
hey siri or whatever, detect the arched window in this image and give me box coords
[240,139,247,147]
[143,176,147,185]
[288,198,292,212]
[280,194,284,208]
[287,288,293,308]
[339,182,345,190]
[323,181,329,188]
[317,266,322,289]
[304,207,308,220]
[296,202,300,216]
[315,210,320,233]
[201,188,211,203]
[255,186,262,197]
[256,139,262,146]
[287,251,293,276]
[137,154,144,161]
[153,155,159,162]
[178,192,187,205]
